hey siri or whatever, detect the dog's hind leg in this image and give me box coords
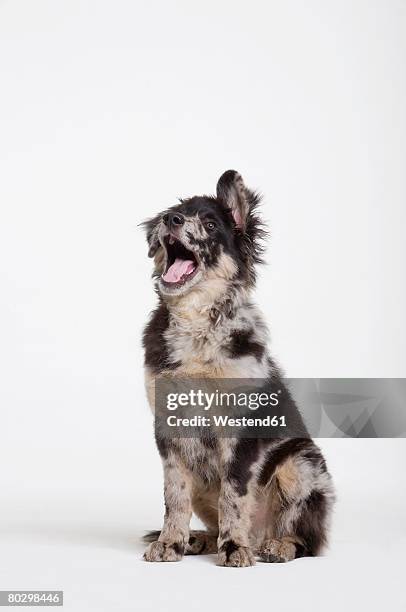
[257,444,335,562]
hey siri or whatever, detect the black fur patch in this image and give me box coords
[143,301,181,373]
[226,329,265,361]
[200,435,217,450]
[186,229,221,268]
[231,502,241,520]
[226,438,261,496]
[294,543,307,558]
[295,490,328,556]
[155,435,169,459]
[219,539,239,562]
[171,542,185,556]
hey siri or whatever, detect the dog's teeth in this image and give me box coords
[169,237,174,245]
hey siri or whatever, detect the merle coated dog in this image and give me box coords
[142,171,335,566]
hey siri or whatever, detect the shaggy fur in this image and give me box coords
[141,170,335,566]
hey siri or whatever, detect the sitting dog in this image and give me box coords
[142,170,335,566]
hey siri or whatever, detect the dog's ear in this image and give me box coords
[216,170,250,231]
[141,214,161,258]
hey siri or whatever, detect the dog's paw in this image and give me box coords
[217,541,255,567]
[185,531,218,555]
[258,538,296,563]
[143,541,184,562]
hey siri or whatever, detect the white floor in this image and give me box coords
[0,440,405,612]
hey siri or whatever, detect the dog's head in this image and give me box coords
[142,170,266,298]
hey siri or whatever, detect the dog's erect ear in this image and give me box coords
[142,214,161,258]
[216,170,250,231]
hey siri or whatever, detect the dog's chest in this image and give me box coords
[164,308,267,377]
[166,317,224,372]
[171,437,221,482]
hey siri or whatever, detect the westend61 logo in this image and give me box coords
[166,389,281,411]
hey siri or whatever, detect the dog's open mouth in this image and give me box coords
[161,235,199,287]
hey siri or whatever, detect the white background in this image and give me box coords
[0,1,405,611]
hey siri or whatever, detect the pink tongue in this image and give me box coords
[162,258,196,283]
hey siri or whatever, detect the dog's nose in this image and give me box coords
[162,213,185,228]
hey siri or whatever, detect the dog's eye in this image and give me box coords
[206,221,216,231]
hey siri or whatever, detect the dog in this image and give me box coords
[141,170,335,566]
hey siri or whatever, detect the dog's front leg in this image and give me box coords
[144,455,192,562]
[217,448,256,567]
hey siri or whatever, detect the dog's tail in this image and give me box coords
[142,530,161,543]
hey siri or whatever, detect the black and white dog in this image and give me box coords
[142,171,335,566]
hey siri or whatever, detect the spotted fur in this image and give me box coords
[142,170,335,566]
